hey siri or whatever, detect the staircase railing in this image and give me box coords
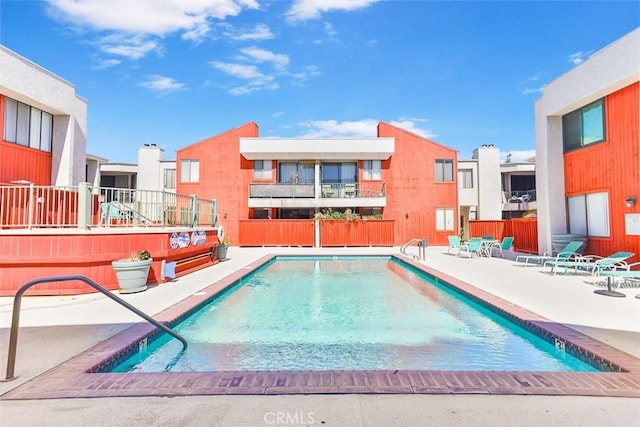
[3,275,187,381]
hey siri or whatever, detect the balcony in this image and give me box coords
[248,182,386,209]
[503,190,537,211]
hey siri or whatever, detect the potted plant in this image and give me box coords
[111,250,153,294]
[218,236,230,261]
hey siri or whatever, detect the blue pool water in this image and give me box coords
[112,257,598,372]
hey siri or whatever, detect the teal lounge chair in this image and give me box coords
[490,236,514,258]
[447,235,461,254]
[458,237,482,258]
[594,261,640,297]
[515,240,584,267]
[546,251,635,275]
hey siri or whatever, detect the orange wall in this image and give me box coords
[378,122,458,245]
[0,230,218,296]
[0,96,52,185]
[564,82,640,263]
[177,122,259,243]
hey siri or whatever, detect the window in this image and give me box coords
[567,192,610,237]
[458,169,473,188]
[254,160,272,180]
[563,99,605,152]
[164,169,176,189]
[2,97,53,152]
[436,207,455,231]
[363,160,381,180]
[180,160,199,183]
[435,159,454,182]
[321,162,357,183]
[278,162,314,184]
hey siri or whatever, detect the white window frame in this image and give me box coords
[363,160,381,180]
[458,169,473,188]
[436,207,455,231]
[435,159,454,182]
[180,160,199,183]
[567,192,610,237]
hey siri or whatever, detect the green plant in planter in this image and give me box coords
[127,249,151,261]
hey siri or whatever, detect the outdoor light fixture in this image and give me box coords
[626,195,637,208]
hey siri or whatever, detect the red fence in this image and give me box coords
[320,220,395,247]
[237,219,395,247]
[239,219,315,246]
[469,218,538,254]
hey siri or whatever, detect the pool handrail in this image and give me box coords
[3,275,188,381]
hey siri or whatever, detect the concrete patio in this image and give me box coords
[1,246,639,425]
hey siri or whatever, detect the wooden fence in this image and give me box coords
[239,219,315,246]
[238,219,395,247]
[469,218,538,254]
[320,220,395,247]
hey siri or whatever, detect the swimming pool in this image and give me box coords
[112,256,596,373]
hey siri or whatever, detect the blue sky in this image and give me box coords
[1,1,638,164]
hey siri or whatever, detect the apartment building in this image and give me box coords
[535,28,639,260]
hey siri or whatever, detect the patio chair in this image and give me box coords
[344,183,357,197]
[321,184,334,198]
[514,240,584,267]
[546,251,635,276]
[99,202,125,227]
[447,235,461,254]
[490,236,514,258]
[597,262,640,286]
[458,237,483,258]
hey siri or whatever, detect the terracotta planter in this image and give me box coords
[111,258,153,294]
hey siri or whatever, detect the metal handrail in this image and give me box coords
[401,238,427,261]
[3,275,188,381]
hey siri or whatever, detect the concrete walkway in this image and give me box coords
[1,246,639,426]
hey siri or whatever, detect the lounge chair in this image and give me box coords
[598,262,640,286]
[546,251,635,275]
[593,261,640,297]
[447,235,461,254]
[490,236,514,258]
[458,237,483,258]
[514,240,584,267]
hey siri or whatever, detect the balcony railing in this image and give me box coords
[0,183,217,230]
[248,182,386,199]
[503,189,536,203]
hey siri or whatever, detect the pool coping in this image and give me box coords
[2,254,640,400]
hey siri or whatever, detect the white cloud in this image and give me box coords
[286,0,379,22]
[568,51,587,65]
[138,75,186,94]
[46,0,259,58]
[97,34,159,60]
[295,118,434,139]
[92,58,121,69]
[210,61,279,94]
[227,23,274,41]
[240,46,289,69]
[501,149,536,163]
[520,72,545,96]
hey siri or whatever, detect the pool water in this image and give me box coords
[112,257,597,372]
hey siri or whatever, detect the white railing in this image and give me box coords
[0,183,217,230]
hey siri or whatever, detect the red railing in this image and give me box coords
[469,218,538,254]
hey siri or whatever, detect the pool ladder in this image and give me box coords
[401,238,428,261]
[3,275,188,381]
